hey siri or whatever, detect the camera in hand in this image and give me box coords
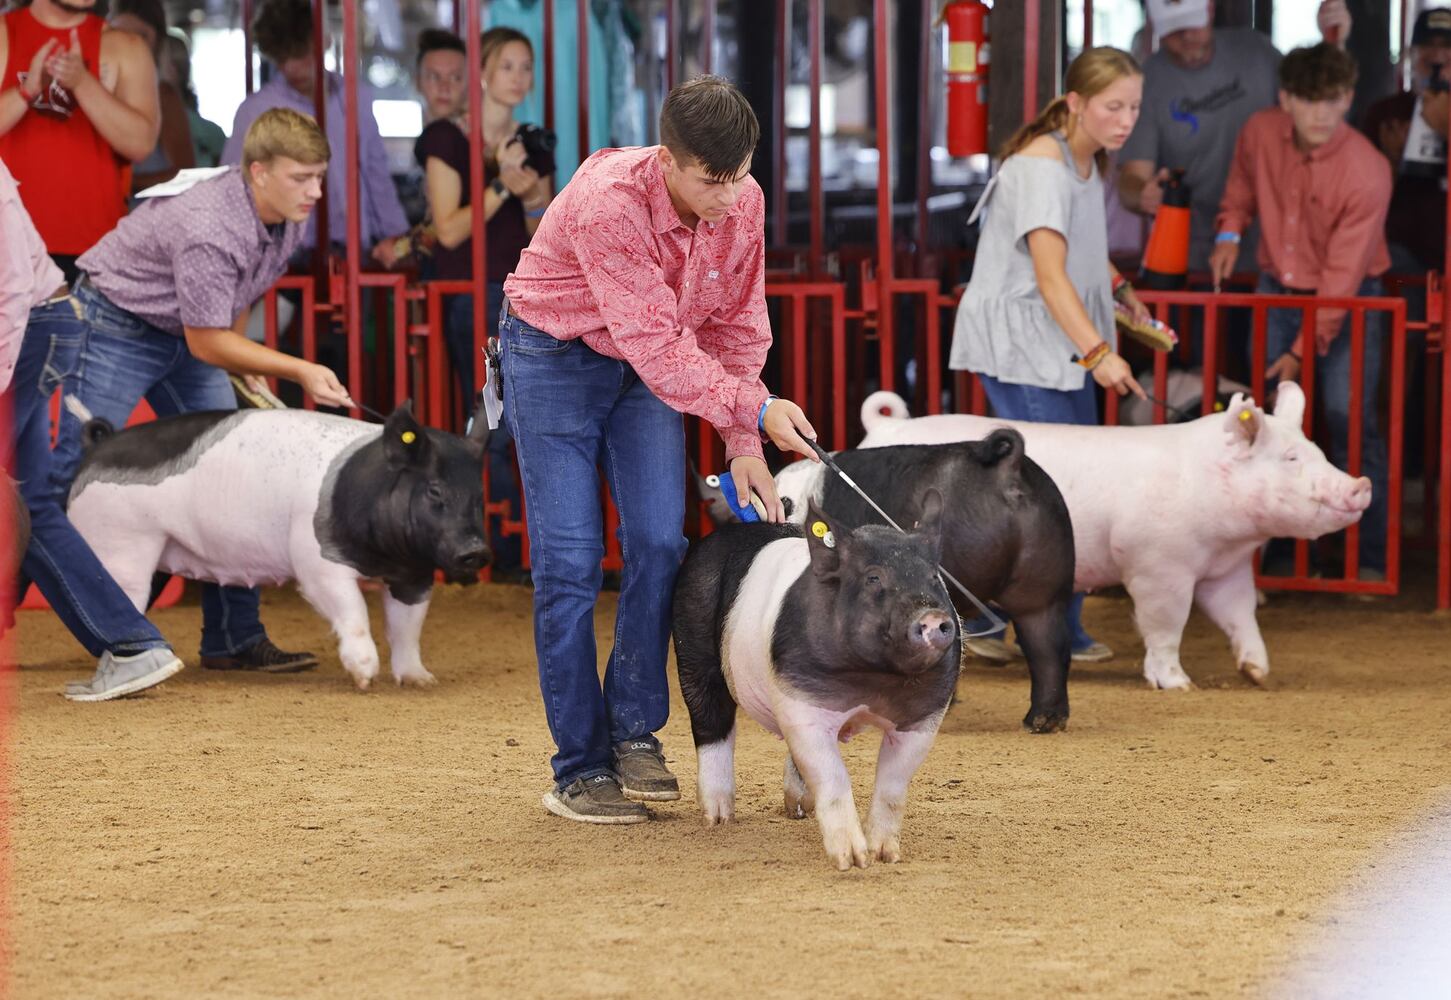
[513,124,557,174]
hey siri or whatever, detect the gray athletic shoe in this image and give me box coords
[542,773,649,825]
[64,647,184,703]
[613,739,681,802]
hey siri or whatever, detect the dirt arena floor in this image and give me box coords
[5,570,1451,999]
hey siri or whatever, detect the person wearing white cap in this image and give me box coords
[1117,0,1351,275]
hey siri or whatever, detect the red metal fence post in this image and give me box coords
[466,0,487,412]
[342,0,363,412]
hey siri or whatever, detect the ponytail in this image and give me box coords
[998,96,1072,162]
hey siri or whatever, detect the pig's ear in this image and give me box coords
[1224,393,1263,452]
[383,401,433,467]
[463,401,491,458]
[1272,380,1306,428]
[913,488,945,563]
[804,501,844,579]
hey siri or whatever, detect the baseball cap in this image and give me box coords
[1146,0,1211,37]
[1412,8,1451,46]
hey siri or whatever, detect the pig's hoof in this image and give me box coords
[868,832,901,863]
[826,842,872,871]
[783,757,812,818]
[822,823,872,871]
[784,788,813,819]
[394,668,437,688]
[1023,711,1068,734]
[1238,661,1269,687]
[1145,664,1195,690]
[700,793,734,825]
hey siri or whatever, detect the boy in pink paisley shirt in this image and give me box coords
[501,76,816,824]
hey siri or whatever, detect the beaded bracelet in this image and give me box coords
[1077,342,1110,370]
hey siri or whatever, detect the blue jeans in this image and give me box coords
[3,297,169,657]
[1259,274,1389,572]
[971,373,1098,651]
[52,280,268,657]
[500,306,688,787]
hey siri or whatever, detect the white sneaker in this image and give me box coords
[1071,641,1115,663]
[64,648,184,702]
[963,636,1021,662]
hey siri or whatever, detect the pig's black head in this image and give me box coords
[801,489,957,676]
[690,460,791,524]
[373,400,491,583]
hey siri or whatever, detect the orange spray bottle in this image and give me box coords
[1139,168,1191,290]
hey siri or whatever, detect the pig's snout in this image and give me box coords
[451,541,492,577]
[1346,476,1373,511]
[1316,475,1372,515]
[909,609,956,654]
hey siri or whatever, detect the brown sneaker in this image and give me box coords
[613,739,681,802]
[542,773,648,824]
[200,637,318,674]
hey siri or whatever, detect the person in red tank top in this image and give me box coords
[0,0,159,280]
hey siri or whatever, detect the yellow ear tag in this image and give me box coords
[1239,410,1252,423]
[401,430,417,444]
[811,521,828,538]
[1214,401,1226,412]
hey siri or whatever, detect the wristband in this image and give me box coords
[490,178,509,199]
[1076,342,1110,370]
[1111,272,1132,301]
[1215,231,1242,244]
[525,204,548,219]
[758,394,778,433]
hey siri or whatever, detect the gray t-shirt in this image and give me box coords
[950,133,1115,391]
[1121,27,1281,271]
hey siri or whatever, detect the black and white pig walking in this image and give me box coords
[672,491,960,870]
[66,402,491,689]
[698,429,1079,733]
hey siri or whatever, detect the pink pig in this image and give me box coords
[856,384,1371,690]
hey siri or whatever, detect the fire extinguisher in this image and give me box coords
[1140,168,1191,290]
[944,0,990,158]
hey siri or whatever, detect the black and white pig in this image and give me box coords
[697,429,1078,733]
[673,492,959,870]
[66,402,490,689]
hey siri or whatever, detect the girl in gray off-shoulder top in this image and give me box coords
[951,47,1151,663]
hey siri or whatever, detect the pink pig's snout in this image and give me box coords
[909,609,957,654]
[1316,475,1372,517]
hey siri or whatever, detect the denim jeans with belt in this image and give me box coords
[1259,273,1389,573]
[4,297,170,657]
[50,279,269,657]
[500,304,688,788]
[966,373,1099,652]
